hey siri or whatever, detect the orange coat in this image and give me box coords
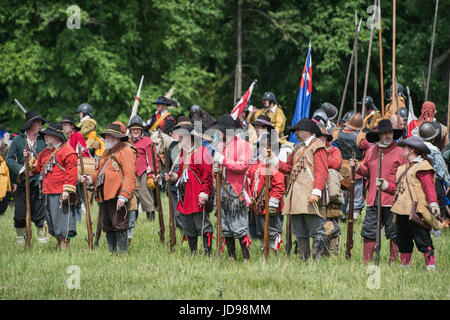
[90,142,137,202]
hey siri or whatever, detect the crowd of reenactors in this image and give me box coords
[1,84,449,271]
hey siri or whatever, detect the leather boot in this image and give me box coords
[424,247,435,271]
[363,237,376,265]
[117,231,128,254]
[203,233,212,256]
[15,227,26,245]
[328,235,340,256]
[105,232,117,254]
[311,238,327,261]
[188,236,198,255]
[37,227,48,244]
[297,238,310,261]
[239,236,250,262]
[225,237,236,260]
[389,239,399,263]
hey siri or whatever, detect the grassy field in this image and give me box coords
[0,194,449,300]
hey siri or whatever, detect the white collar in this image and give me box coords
[156,109,168,116]
[303,135,315,147]
[268,105,277,113]
[412,156,423,163]
[424,141,439,152]
[80,115,91,123]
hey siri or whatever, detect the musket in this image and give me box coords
[14,99,27,114]
[163,144,176,253]
[425,0,439,101]
[78,148,94,250]
[378,0,385,116]
[374,149,383,265]
[345,150,356,260]
[361,0,377,119]
[24,142,32,250]
[126,75,144,135]
[216,167,222,258]
[263,133,271,260]
[285,152,292,256]
[150,142,165,244]
[93,207,102,246]
[338,17,363,122]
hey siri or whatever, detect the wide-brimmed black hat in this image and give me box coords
[252,115,274,130]
[397,136,430,155]
[100,122,129,142]
[152,96,173,106]
[288,118,322,137]
[60,115,80,131]
[21,110,48,133]
[39,122,67,142]
[366,119,403,143]
[210,114,241,134]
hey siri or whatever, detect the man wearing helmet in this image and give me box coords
[359,96,382,130]
[77,103,105,158]
[248,92,286,139]
[384,83,407,120]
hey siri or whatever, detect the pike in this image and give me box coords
[425,0,439,101]
[338,17,363,122]
[378,0,385,116]
[345,151,356,260]
[361,0,378,119]
[78,148,94,250]
[374,149,383,266]
[216,165,223,258]
[150,142,165,244]
[263,133,271,260]
[127,75,144,134]
[353,11,358,114]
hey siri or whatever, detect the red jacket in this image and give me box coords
[327,145,342,170]
[34,143,78,194]
[176,146,213,214]
[131,136,158,177]
[247,160,285,215]
[68,131,90,157]
[357,141,405,206]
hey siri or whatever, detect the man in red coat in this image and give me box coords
[25,122,78,250]
[165,122,214,255]
[247,115,285,253]
[351,120,405,264]
[61,115,90,157]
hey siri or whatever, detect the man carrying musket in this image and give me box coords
[81,122,137,254]
[24,122,78,250]
[164,122,214,255]
[247,115,285,253]
[351,120,405,264]
[274,118,329,260]
[6,110,48,244]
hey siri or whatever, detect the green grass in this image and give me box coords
[0,194,449,300]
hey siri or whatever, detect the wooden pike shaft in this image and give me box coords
[392,0,396,93]
[354,12,358,114]
[263,139,271,260]
[425,0,439,101]
[378,0,385,116]
[447,72,450,129]
[362,0,378,119]
[216,169,223,258]
[150,144,165,244]
[24,143,32,250]
[78,149,93,250]
[338,18,362,122]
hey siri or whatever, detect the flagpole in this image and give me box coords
[425,0,439,101]
[361,0,377,119]
[338,17,362,123]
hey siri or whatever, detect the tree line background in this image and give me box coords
[1,0,449,133]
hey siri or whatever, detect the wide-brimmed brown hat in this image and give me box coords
[101,122,128,142]
[344,113,364,131]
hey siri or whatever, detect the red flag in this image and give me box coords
[230,80,257,120]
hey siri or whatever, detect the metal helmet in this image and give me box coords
[77,103,93,117]
[190,104,201,113]
[261,92,277,104]
[342,111,355,123]
[418,121,439,142]
[128,115,144,128]
[312,108,328,123]
[321,102,338,120]
[388,83,405,98]
[397,107,408,119]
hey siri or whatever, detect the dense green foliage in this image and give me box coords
[1,0,449,133]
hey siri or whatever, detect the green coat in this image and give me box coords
[6,134,46,187]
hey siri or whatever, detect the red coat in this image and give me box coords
[176,146,213,214]
[68,131,90,157]
[357,141,405,206]
[247,160,285,215]
[34,143,78,194]
[327,145,342,170]
[131,136,158,177]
